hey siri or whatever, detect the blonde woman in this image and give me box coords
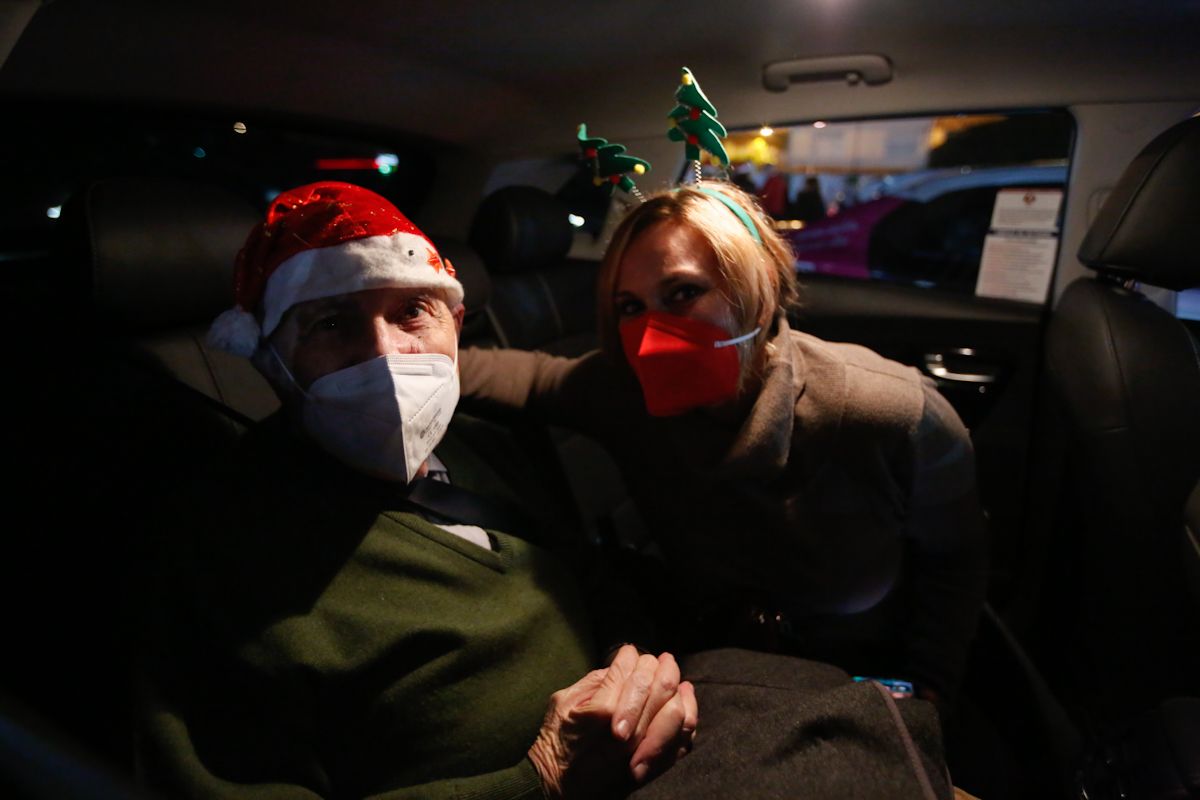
[460,183,987,713]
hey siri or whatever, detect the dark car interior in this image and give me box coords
[3,2,1200,798]
[5,121,1198,800]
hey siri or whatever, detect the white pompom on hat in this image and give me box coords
[208,181,463,357]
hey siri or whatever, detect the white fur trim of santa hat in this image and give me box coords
[206,230,464,356]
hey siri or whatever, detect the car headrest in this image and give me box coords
[468,185,573,275]
[433,238,490,313]
[1078,115,1200,291]
[72,177,258,332]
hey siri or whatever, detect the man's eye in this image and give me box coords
[313,314,342,332]
[396,301,429,321]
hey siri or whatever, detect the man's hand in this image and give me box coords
[528,669,629,800]
[527,647,698,799]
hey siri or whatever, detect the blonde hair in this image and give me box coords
[596,182,800,378]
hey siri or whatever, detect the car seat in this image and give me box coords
[468,185,599,356]
[464,185,651,550]
[1186,481,1200,612]
[0,175,279,775]
[1043,115,1200,733]
[61,176,279,423]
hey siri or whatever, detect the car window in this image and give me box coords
[1,101,436,271]
[720,112,1074,302]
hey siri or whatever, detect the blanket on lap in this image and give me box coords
[632,649,952,800]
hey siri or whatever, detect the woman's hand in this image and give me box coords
[527,646,699,798]
[596,646,698,783]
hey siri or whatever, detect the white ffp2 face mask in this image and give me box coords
[297,352,460,484]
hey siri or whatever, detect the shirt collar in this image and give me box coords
[425,451,451,484]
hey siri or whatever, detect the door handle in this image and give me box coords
[922,349,1000,384]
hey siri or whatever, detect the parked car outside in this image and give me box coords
[786,164,1068,290]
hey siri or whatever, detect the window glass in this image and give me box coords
[0,101,435,268]
[720,112,1074,301]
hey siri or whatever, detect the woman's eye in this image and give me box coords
[615,297,644,318]
[666,284,705,306]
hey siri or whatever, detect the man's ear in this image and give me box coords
[452,302,466,335]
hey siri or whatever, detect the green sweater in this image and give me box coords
[137,415,595,799]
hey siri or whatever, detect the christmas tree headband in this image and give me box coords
[667,67,729,184]
[578,123,651,202]
[693,187,762,243]
[578,67,761,242]
[576,66,731,202]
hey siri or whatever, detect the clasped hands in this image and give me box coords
[528,645,698,799]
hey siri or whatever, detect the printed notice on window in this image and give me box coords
[975,189,1064,303]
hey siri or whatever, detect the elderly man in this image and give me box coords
[136,182,696,800]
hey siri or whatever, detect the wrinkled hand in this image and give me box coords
[528,668,627,800]
[527,646,698,799]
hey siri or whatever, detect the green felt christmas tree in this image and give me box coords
[667,67,729,166]
[577,123,651,196]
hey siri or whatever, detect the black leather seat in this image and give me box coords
[465,185,649,549]
[468,185,599,356]
[71,177,280,423]
[1187,481,1200,612]
[0,176,281,774]
[1044,114,1200,730]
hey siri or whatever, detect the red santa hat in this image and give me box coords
[208,181,462,357]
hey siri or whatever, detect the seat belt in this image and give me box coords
[402,477,542,538]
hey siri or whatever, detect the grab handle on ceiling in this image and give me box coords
[762,54,893,92]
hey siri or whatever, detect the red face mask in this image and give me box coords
[620,311,761,417]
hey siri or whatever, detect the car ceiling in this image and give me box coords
[3,0,1200,156]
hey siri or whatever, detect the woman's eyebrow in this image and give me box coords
[657,271,708,290]
[614,271,707,298]
[656,259,706,278]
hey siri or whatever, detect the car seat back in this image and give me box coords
[469,185,599,356]
[466,185,650,550]
[1186,480,1200,614]
[73,176,279,423]
[1044,114,1200,728]
[0,176,280,775]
